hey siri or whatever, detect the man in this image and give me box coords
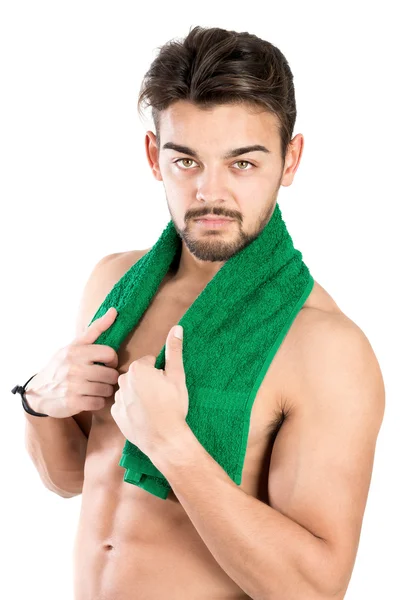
[23,25,385,599]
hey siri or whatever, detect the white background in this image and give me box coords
[1,1,398,598]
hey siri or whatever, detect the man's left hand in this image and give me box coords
[110,325,189,457]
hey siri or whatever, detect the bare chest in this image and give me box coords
[92,276,341,501]
[93,282,282,501]
[75,273,345,599]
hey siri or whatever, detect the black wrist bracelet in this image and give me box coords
[11,373,49,417]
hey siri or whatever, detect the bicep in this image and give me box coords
[267,317,385,592]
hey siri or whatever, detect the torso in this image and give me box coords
[73,250,344,600]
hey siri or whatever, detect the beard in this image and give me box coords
[166,188,279,263]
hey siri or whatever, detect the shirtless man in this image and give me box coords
[22,28,385,600]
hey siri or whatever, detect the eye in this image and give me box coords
[234,160,255,170]
[173,159,255,170]
[174,158,197,169]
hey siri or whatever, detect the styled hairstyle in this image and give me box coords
[137,25,297,164]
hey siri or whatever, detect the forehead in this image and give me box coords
[158,100,280,147]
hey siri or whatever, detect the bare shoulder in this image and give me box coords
[281,287,385,421]
[298,307,383,377]
[275,279,385,417]
[113,248,151,274]
[74,249,150,336]
[72,248,150,437]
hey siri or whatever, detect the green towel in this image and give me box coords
[88,201,314,499]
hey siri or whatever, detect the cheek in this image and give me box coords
[169,169,196,188]
[246,174,276,197]
[161,161,186,179]
[161,169,194,198]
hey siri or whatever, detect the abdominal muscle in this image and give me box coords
[73,418,252,600]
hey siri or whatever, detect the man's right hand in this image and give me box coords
[25,307,120,418]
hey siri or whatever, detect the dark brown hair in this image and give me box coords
[137,25,297,164]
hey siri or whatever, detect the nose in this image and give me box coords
[195,168,230,205]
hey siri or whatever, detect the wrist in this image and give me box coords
[150,425,200,473]
[24,384,41,413]
[11,373,49,417]
[19,373,49,417]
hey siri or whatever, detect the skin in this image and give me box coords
[70,101,385,599]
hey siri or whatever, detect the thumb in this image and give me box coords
[164,325,185,380]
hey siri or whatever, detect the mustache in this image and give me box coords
[188,210,240,221]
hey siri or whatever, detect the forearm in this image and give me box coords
[23,386,87,495]
[151,427,336,600]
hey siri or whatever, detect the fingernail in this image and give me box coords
[174,325,183,340]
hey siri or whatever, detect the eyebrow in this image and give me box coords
[162,142,271,160]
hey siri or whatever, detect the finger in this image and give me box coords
[75,307,118,346]
[164,325,185,381]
